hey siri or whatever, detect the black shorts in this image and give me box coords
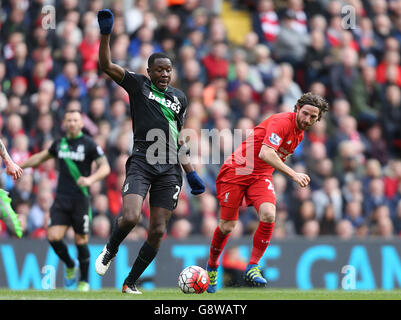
[122,156,183,211]
[49,195,91,234]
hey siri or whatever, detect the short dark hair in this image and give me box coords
[294,92,329,120]
[64,109,82,117]
[148,52,171,68]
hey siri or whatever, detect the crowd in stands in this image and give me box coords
[0,0,400,242]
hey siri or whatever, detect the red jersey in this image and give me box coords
[220,112,304,183]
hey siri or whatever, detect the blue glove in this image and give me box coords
[97,9,114,35]
[186,171,206,195]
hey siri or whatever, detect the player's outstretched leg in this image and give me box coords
[0,189,22,238]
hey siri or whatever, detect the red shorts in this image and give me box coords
[216,166,276,221]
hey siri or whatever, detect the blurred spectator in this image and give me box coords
[92,215,111,239]
[294,199,315,234]
[355,222,370,238]
[329,47,360,99]
[349,65,382,128]
[272,9,309,68]
[304,30,332,87]
[336,219,354,239]
[251,44,277,88]
[325,98,350,137]
[344,200,365,229]
[9,174,35,206]
[273,63,302,108]
[201,41,229,83]
[27,190,53,238]
[301,219,320,239]
[260,86,280,115]
[124,0,147,35]
[373,216,394,238]
[363,178,391,218]
[29,112,55,154]
[375,50,401,87]
[78,26,100,72]
[311,177,343,222]
[363,124,389,165]
[201,215,218,239]
[333,140,365,185]
[384,159,401,201]
[273,205,295,238]
[170,218,192,239]
[10,134,30,165]
[308,157,333,191]
[362,158,383,193]
[319,204,337,236]
[5,42,33,81]
[342,179,364,205]
[381,85,401,156]
[252,0,279,45]
[92,194,112,219]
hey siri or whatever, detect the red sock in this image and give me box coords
[249,221,275,265]
[208,226,230,268]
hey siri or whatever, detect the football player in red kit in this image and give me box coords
[206,92,329,292]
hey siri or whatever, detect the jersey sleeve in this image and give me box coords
[262,118,292,151]
[117,70,145,94]
[48,139,59,157]
[88,139,105,162]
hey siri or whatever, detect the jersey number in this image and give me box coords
[83,215,90,233]
[173,185,181,200]
[265,179,275,194]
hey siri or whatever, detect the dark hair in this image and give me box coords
[148,52,171,68]
[64,109,82,117]
[294,92,329,120]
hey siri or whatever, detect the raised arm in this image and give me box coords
[97,9,125,83]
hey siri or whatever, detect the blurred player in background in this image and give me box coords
[0,139,23,238]
[94,9,205,294]
[21,110,110,291]
[206,92,329,293]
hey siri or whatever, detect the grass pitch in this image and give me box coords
[0,288,400,300]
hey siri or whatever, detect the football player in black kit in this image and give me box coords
[21,109,111,291]
[95,9,206,294]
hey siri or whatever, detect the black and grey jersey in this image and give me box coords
[48,133,104,198]
[118,70,188,164]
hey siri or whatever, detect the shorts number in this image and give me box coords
[265,179,275,194]
[83,215,90,233]
[173,185,181,200]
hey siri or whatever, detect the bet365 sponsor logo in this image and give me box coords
[149,91,181,114]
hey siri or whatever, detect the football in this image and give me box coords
[178,265,209,294]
